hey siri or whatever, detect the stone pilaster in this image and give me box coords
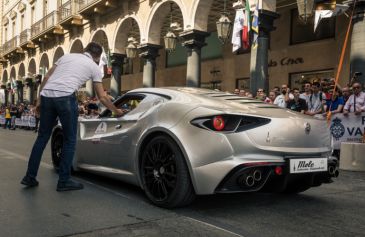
[110,53,125,98]
[139,44,162,87]
[250,10,279,96]
[180,30,210,88]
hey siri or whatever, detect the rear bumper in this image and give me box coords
[214,156,338,193]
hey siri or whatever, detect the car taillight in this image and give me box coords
[191,115,270,133]
[275,166,283,175]
[213,116,225,131]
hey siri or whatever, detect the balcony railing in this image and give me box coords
[78,0,101,11]
[3,36,19,54]
[58,0,81,22]
[20,29,31,45]
[31,11,59,38]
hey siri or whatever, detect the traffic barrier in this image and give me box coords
[0,115,36,128]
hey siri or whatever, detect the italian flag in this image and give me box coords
[242,0,251,49]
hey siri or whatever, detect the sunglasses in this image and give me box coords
[257,90,263,92]
[353,86,361,89]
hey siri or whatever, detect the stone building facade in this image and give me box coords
[0,0,364,105]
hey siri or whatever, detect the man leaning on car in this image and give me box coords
[21,42,125,192]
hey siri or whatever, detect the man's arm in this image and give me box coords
[93,82,124,117]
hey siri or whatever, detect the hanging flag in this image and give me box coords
[231,9,244,53]
[242,0,251,49]
[314,4,349,32]
[251,0,259,49]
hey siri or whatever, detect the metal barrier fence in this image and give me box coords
[0,115,36,128]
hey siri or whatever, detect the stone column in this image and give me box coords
[110,53,125,98]
[347,0,365,86]
[180,30,210,87]
[25,81,34,105]
[250,10,279,96]
[139,44,162,87]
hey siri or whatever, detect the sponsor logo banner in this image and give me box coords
[330,114,365,149]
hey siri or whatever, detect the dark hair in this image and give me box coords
[293,88,300,91]
[312,81,321,87]
[84,42,103,58]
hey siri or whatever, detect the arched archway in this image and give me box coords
[10,67,16,81]
[70,39,83,53]
[91,30,109,51]
[53,47,65,64]
[114,17,141,54]
[145,0,185,45]
[39,53,50,75]
[2,70,8,85]
[18,63,26,80]
[28,58,37,76]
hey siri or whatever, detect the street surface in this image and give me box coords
[0,129,365,237]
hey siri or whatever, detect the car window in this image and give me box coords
[99,94,145,118]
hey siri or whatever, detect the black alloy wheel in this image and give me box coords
[51,130,63,172]
[140,135,195,208]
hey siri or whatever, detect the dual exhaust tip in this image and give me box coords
[328,166,339,178]
[242,169,262,187]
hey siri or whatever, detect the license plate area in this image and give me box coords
[289,158,328,174]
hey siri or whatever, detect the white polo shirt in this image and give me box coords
[41,53,103,97]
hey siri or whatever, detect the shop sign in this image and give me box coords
[268,57,304,67]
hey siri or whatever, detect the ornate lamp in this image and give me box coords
[126,37,138,59]
[296,0,315,23]
[164,3,178,52]
[216,0,232,44]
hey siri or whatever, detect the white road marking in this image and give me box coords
[185,217,245,237]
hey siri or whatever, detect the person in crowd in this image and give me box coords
[255,88,266,101]
[10,104,18,130]
[272,86,280,94]
[274,84,294,108]
[21,42,125,191]
[239,89,246,97]
[286,88,308,113]
[4,105,11,129]
[300,82,312,105]
[305,81,326,116]
[324,86,344,114]
[233,88,240,95]
[264,90,278,104]
[343,82,365,116]
[341,86,351,103]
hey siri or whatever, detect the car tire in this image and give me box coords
[140,135,195,208]
[51,130,63,172]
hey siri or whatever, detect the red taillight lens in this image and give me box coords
[275,166,283,175]
[213,116,225,131]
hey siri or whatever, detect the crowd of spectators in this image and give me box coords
[234,78,365,117]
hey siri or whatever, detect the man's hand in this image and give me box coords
[113,109,125,117]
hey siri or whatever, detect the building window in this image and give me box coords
[289,69,334,92]
[31,7,35,24]
[236,77,250,90]
[290,9,336,45]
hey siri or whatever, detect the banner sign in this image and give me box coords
[330,114,365,149]
[0,115,36,127]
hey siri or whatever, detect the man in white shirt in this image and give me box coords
[274,84,294,108]
[343,82,365,116]
[21,42,124,191]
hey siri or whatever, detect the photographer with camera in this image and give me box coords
[274,84,294,108]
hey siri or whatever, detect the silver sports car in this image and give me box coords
[51,87,338,208]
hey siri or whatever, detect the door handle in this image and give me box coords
[115,124,122,129]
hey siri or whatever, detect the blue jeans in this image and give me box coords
[26,93,78,182]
